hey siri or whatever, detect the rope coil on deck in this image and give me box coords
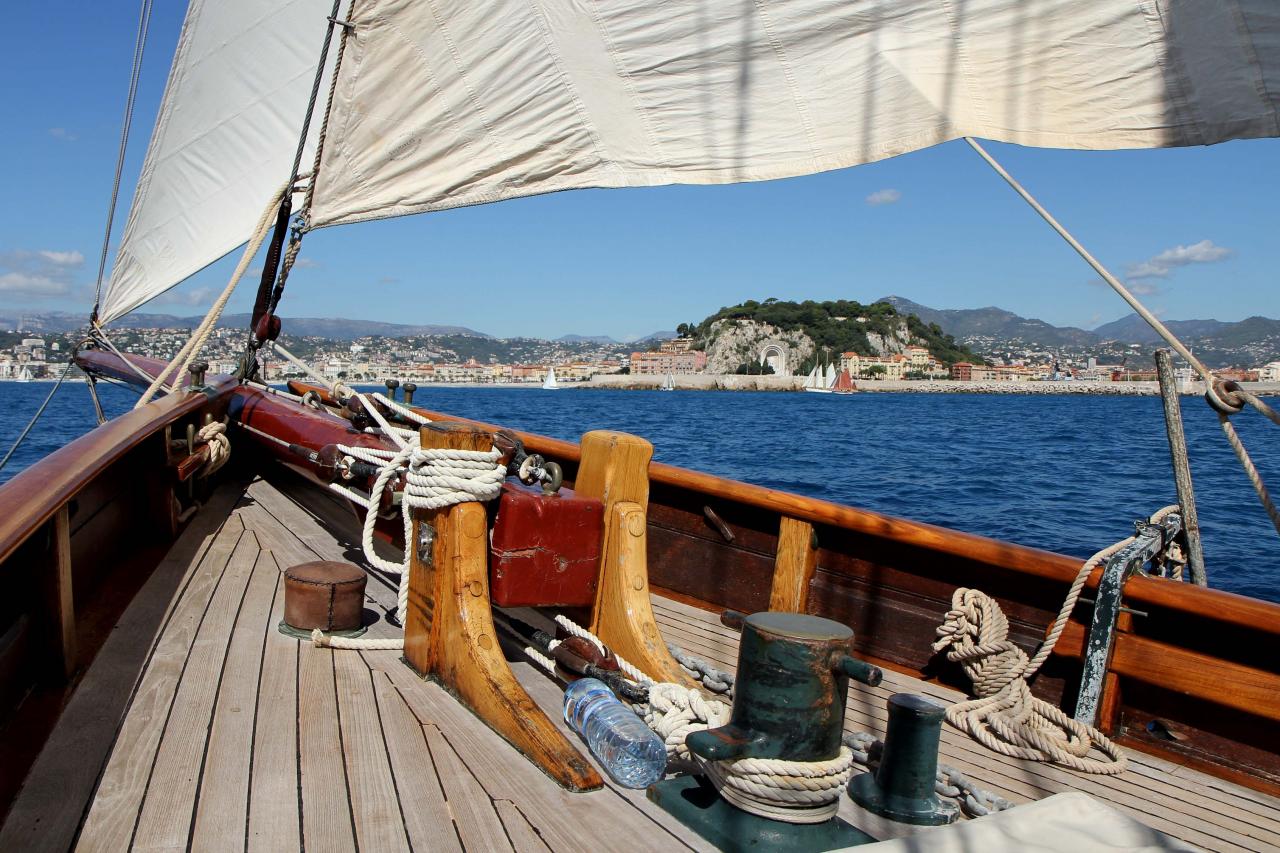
[929,508,1182,776]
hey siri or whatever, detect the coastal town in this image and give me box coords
[3,324,1279,387]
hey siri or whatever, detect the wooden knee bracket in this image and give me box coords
[575,431,698,688]
[403,422,602,792]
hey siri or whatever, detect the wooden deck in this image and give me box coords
[3,475,1278,851]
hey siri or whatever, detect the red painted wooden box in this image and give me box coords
[489,481,603,607]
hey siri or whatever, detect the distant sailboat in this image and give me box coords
[542,367,560,390]
[803,363,832,394]
[660,373,675,391]
[824,363,838,388]
[15,365,32,383]
[833,369,857,394]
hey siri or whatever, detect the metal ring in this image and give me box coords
[1204,378,1245,416]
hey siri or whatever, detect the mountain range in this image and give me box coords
[0,310,676,346]
[876,297,1280,367]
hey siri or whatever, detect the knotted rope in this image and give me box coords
[929,507,1181,775]
[195,421,231,477]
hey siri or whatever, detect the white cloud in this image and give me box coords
[1126,239,1232,280]
[865,188,902,206]
[0,271,73,298]
[48,127,77,142]
[39,249,85,267]
[293,257,321,269]
[1128,281,1160,296]
[0,249,83,299]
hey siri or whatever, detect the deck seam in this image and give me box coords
[385,678,467,851]
[357,654,422,852]
[243,568,278,853]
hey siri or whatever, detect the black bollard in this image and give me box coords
[849,694,958,825]
[403,382,417,405]
[384,377,399,400]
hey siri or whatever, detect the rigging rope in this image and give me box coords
[0,362,74,475]
[91,0,154,319]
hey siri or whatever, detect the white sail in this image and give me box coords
[542,367,559,390]
[805,366,820,390]
[825,364,838,388]
[309,0,1280,229]
[99,0,335,323]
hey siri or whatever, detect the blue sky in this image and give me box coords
[2,2,1277,341]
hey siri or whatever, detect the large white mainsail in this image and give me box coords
[98,0,334,324]
[103,0,1280,318]
[308,0,1280,229]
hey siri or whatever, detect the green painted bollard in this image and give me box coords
[848,694,958,826]
[649,612,883,851]
[686,612,882,762]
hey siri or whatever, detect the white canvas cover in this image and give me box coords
[99,0,335,324]
[309,0,1280,229]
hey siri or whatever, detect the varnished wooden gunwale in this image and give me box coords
[0,374,231,566]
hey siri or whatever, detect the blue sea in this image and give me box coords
[3,381,1276,602]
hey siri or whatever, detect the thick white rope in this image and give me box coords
[1217,413,1280,536]
[196,421,231,477]
[135,182,291,408]
[929,507,1179,775]
[314,430,504,648]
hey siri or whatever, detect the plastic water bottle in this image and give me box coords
[563,678,667,788]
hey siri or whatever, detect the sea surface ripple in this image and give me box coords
[2,382,1276,603]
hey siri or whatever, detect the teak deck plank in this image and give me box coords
[132,529,261,852]
[422,724,516,853]
[494,800,553,853]
[333,651,411,852]
[371,671,462,853]
[297,640,357,853]
[190,546,279,852]
[0,486,240,853]
[247,561,301,853]
[76,515,245,852]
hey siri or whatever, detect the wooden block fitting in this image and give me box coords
[404,422,602,792]
[768,516,819,613]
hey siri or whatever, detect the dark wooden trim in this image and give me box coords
[0,378,231,566]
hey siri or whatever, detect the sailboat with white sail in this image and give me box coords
[660,373,675,391]
[542,366,560,390]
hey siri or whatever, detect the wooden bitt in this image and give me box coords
[576,431,697,687]
[768,516,818,613]
[403,422,601,792]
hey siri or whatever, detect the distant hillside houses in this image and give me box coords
[839,345,946,380]
[630,337,707,375]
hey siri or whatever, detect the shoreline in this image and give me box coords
[580,375,1280,395]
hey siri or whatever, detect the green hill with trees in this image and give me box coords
[684,298,980,372]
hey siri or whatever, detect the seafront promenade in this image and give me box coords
[586,374,1280,395]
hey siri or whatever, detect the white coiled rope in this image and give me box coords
[313,394,504,649]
